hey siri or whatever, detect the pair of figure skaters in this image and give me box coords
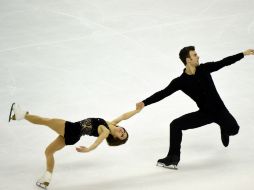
[9,47,254,189]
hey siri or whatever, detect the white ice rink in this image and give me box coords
[1,0,254,189]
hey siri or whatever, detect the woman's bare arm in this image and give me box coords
[111,109,141,125]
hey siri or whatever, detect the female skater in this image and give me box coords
[9,103,140,189]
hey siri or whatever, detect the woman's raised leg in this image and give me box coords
[25,114,66,137]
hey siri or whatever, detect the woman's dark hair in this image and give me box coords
[179,46,195,65]
[106,127,129,146]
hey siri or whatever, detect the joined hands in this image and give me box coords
[243,49,254,56]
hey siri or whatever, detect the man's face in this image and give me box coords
[187,50,199,67]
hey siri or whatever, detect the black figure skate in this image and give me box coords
[156,155,180,170]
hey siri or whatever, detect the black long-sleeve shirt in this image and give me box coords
[142,53,244,113]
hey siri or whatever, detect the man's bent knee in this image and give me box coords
[170,119,181,131]
[225,124,240,136]
[229,125,240,136]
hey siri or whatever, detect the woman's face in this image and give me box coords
[115,127,128,140]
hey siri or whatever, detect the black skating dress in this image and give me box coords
[64,118,109,145]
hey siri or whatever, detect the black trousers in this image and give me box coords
[168,109,240,157]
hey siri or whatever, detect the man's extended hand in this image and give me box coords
[243,49,254,56]
[136,102,145,111]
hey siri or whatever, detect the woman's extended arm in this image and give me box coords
[111,108,141,125]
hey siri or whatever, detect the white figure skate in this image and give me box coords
[9,103,28,122]
[36,171,52,190]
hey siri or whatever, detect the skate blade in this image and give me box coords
[36,182,48,190]
[8,103,15,122]
[156,162,178,170]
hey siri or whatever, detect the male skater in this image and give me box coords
[136,47,254,169]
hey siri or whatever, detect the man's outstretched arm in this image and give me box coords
[202,49,254,73]
[136,78,180,110]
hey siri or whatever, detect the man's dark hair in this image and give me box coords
[179,46,195,65]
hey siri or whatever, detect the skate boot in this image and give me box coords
[9,103,28,122]
[220,128,229,147]
[157,155,180,170]
[36,171,52,190]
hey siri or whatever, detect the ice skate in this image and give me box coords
[156,155,180,170]
[220,128,229,147]
[8,103,15,122]
[36,181,49,190]
[9,103,28,122]
[36,171,52,190]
